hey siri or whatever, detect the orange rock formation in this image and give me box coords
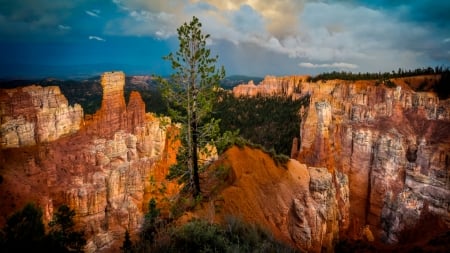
[233,75,450,250]
[0,85,83,148]
[0,72,177,252]
[194,146,346,252]
[1,73,449,252]
[232,75,310,98]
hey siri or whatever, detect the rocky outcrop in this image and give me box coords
[232,74,449,248]
[194,146,349,252]
[0,71,179,252]
[295,77,450,244]
[87,71,127,138]
[0,85,83,148]
[232,75,309,98]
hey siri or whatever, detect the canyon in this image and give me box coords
[0,72,449,252]
[233,75,450,250]
[0,71,178,252]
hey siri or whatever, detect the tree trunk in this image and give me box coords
[191,110,201,197]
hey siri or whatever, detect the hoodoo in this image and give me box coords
[0,72,177,252]
[232,75,450,249]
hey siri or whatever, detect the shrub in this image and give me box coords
[139,216,299,253]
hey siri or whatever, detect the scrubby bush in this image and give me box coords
[140,217,299,253]
[1,203,85,253]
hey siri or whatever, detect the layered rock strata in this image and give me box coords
[233,75,450,248]
[295,79,450,244]
[195,146,349,252]
[86,71,146,138]
[0,72,178,252]
[0,85,83,148]
[232,75,309,98]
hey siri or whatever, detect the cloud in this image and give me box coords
[89,35,105,41]
[3,0,447,76]
[112,0,129,11]
[85,10,100,17]
[58,24,71,30]
[299,62,358,69]
[117,1,447,72]
[106,9,177,38]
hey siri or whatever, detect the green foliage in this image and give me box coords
[157,16,225,197]
[1,203,85,252]
[2,203,46,252]
[271,152,291,167]
[223,215,296,252]
[215,129,241,154]
[171,219,228,253]
[146,198,160,224]
[311,66,449,82]
[143,217,299,253]
[47,205,86,252]
[141,198,161,243]
[213,91,309,156]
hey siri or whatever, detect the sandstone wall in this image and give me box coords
[232,75,309,98]
[0,72,178,252]
[296,79,450,243]
[232,75,449,247]
[0,85,84,148]
[199,146,349,252]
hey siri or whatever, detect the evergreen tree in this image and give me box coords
[3,203,46,252]
[121,230,133,253]
[157,16,225,197]
[48,205,86,252]
[141,198,161,243]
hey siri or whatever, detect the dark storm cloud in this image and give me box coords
[0,0,449,77]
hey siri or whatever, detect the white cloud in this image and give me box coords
[105,0,447,73]
[299,62,358,69]
[85,10,100,17]
[444,38,450,43]
[89,35,105,41]
[58,24,71,30]
[106,9,176,38]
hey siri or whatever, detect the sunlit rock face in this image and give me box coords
[0,85,83,148]
[295,78,450,244]
[88,71,130,138]
[205,146,349,253]
[233,74,449,248]
[0,71,178,252]
[232,75,310,98]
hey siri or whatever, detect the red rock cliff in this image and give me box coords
[295,78,450,244]
[0,85,84,148]
[0,72,177,252]
[232,75,450,250]
[195,146,347,252]
[232,75,310,98]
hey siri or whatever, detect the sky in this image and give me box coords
[0,0,449,79]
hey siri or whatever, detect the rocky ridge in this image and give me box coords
[233,75,450,250]
[0,85,83,148]
[0,71,177,252]
[1,72,448,252]
[189,146,347,252]
[232,75,309,98]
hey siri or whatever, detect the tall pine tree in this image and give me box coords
[158,16,225,197]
